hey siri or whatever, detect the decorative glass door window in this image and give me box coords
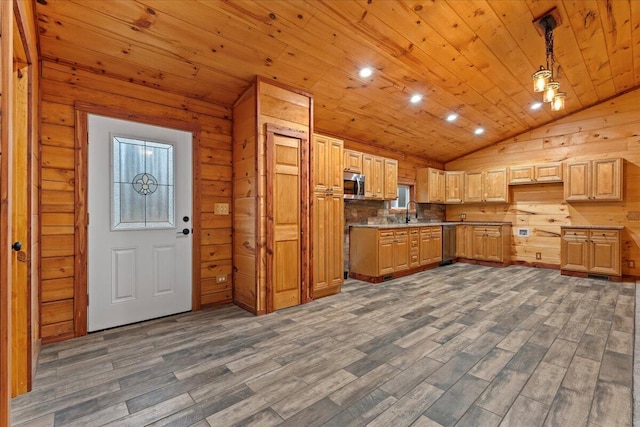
[111,136,175,230]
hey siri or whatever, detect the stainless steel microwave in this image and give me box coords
[343,172,365,199]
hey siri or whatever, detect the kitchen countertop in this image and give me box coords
[561,225,624,230]
[350,221,512,229]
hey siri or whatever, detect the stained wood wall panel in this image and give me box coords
[39,61,233,342]
[446,87,640,276]
[232,78,311,315]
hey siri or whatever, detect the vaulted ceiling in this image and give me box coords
[35,0,640,163]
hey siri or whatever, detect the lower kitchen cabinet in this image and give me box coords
[561,227,621,277]
[349,225,442,281]
[420,226,442,265]
[312,192,344,297]
[457,224,511,265]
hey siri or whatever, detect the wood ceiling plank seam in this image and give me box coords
[561,1,618,100]
[596,0,635,93]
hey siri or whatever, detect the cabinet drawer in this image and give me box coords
[591,230,620,240]
[379,231,395,238]
[562,230,589,240]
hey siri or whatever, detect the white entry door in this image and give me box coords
[88,114,192,332]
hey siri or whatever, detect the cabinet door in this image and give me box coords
[590,230,620,276]
[393,231,409,271]
[425,168,445,203]
[471,228,486,259]
[312,135,330,192]
[328,194,344,286]
[383,158,399,200]
[484,168,508,202]
[561,229,589,272]
[328,137,344,193]
[483,227,502,262]
[564,161,590,201]
[592,158,622,201]
[420,229,432,265]
[362,154,374,198]
[344,149,362,173]
[535,163,563,182]
[429,227,443,262]
[312,193,329,291]
[509,166,535,184]
[456,225,469,258]
[378,232,395,275]
[445,171,464,204]
[372,156,384,199]
[464,171,484,203]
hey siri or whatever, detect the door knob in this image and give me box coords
[181,228,190,235]
[12,241,22,251]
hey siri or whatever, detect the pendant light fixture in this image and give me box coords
[531,9,565,111]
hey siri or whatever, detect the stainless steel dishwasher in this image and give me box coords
[440,224,456,265]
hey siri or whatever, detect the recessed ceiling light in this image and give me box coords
[358,67,373,78]
[410,94,423,104]
[474,127,485,135]
[530,102,543,110]
[446,113,458,122]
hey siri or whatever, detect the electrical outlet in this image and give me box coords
[216,275,227,283]
[214,203,229,215]
[627,211,640,221]
[629,260,635,268]
[460,213,466,220]
[536,252,542,260]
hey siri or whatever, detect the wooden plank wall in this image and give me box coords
[256,80,311,313]
[232,78,312,315]
[446,88,640,276]
[39,61,233,342]
[232,85,258,313]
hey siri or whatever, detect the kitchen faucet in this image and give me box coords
[406,200,419,223]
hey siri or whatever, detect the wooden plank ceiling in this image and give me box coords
[35,0,640,163]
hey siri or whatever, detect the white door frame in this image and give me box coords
[73,103,202,336]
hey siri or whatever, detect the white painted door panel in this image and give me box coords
[88,115,192,332]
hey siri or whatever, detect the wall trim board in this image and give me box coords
[73,102,203,337]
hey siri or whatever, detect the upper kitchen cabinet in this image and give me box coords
[344,149,362,174]
[464,168,508,203]
[383,158,398,200]
[509,163,563,185]
[363,153,384,200]
[313,134,344,193]
[416,168,445,203]
[564,158,622,202]
[445,171,465,204]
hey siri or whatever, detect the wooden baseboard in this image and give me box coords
[41,332,74,345]
[457,258,510,268]
[510,260,560,270]
[313,285,342,299]
[349,262,440,284]
[560,269,623,282]
[233,299,258,315]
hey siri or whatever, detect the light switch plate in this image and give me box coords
[214,203,229,215]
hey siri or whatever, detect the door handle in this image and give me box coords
[12,241,22,252]
[177,228,190,235]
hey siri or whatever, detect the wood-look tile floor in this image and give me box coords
[11,264,635,427]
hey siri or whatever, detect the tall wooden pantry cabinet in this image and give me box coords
[312,134,344,298]
[232,77,313,314]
